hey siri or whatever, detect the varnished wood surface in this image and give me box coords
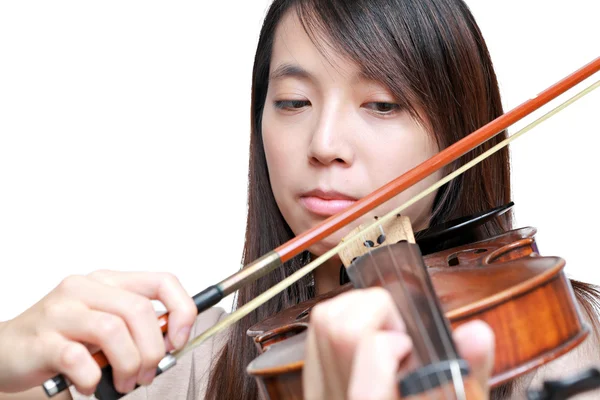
[246,227,588,399]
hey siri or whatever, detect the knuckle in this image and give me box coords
[85,366,102,390]
[365,287,391,306]
[57,274,85,295]
[41,300,68,321]
[160,272,180,285]
[130,297,154,318]
[96,314,126,338]
[361,288,396,317]
[177,298,198,327]
[136,337,165,370]
[184,297,197,317]
[60,344,101,396]
[144,346,166,369]
[158,272,182,293]
[59,342,90,370]
[116,353,142,376]
[87,269,114,284]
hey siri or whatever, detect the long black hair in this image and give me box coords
[205,1,599,399]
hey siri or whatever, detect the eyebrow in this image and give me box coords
[269,63,313,82]
[269,62,377,87]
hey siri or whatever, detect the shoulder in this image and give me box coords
[190,306,228,337]
[69,307,230,400]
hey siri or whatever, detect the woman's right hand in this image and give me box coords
[0,270,197,396]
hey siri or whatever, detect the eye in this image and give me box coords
[364,102,400,115]
[273,99,311,111]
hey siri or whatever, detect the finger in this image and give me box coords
[88,270,197,349]
[41,332,101,396]
[309,288,405,396]
[46,302,142,393]
[314,287,405,363]
[348,331,412,400]
[303,322,331,400]
[453,320,495,394]
[156,310,176,353]
[55,275,167,384]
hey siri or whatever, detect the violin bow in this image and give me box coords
[190,56,600,314]
[42,56,600,397]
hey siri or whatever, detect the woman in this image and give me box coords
[0,0,598,399]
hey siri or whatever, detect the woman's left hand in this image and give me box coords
[303,287,495,400]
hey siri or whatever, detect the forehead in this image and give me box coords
[270,10,360,82]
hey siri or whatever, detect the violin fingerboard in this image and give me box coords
[339,214,416,268]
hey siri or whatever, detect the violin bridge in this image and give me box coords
[339,214,416,268]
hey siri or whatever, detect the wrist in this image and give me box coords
[0,319,17,379]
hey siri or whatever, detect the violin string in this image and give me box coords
[349,228,370,397]
[354,225,447,399]
[397,226,467,400]
[357,225,443,399]
[170,79,600,363]
[381,237,453,399]
[449,360,466,400]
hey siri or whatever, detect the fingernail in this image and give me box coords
[174,326,190,348]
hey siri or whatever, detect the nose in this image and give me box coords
[307,108,354,167]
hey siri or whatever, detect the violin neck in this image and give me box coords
[342,217,480,399]
[345,239,462,368]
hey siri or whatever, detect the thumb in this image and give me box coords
[453,320,495,396]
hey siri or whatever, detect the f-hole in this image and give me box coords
[447,248,488,266]
[448,255,460,266]
[296,307,312,320]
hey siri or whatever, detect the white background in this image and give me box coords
[0,1,598,322]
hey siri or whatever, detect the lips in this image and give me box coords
[299,189,358,217]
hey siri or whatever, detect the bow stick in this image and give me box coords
[42,56,600,397]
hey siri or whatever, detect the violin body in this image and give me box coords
[246,226,589,399]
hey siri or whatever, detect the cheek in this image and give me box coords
[262,108,306,187]
[369,125,437,179]
[360,124,441,229]
[261,107,310,233]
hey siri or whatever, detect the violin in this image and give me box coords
[41,57,600,400]
[245,206,587,399]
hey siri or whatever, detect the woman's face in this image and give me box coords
[262,11,442,257]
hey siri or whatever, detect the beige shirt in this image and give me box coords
[66,302,600,400]
[69,307,228,400]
